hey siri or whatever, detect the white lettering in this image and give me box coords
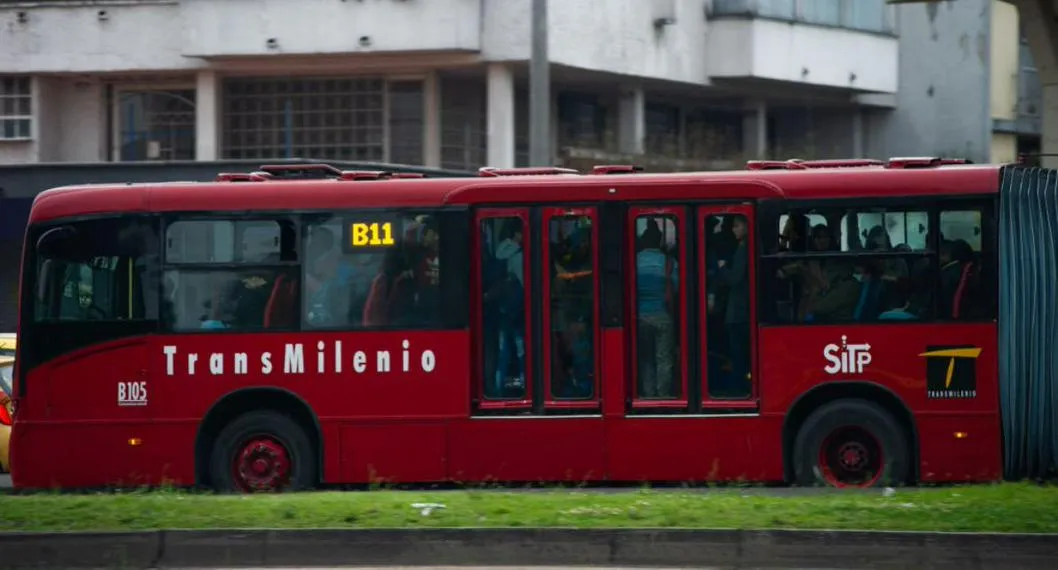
[117,381,148,407]
[823,344,842,375]
[285,343,305,374]
[163,345,177,375]
[209,353,224,375]
[822,335,872,375]
[158,340,438,378]
[376,350,390,373]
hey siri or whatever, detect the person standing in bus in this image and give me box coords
[714,216,750,397]
[493,220,526,394]
[635,220,678,399]
[552,224,594,398]
[404,216,442,324]
[305,226,340,326]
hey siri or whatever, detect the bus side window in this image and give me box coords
[33,218,157,324]
[938,209,990,320]
[301,213,444,331]
[765,206,936,325]
[162,218,296,331]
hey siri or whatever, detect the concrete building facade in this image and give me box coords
[0,0,900,174]
[871,0,1042,165]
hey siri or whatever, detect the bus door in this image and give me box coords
[617,203,759,416]
[609,203,759,482]
[607,205,694,482]
[624,206,690,410]
[453,206,605,483]
[698,205,758,409]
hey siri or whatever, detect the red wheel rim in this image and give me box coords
[817,426,884,488]
[232,436,292,492]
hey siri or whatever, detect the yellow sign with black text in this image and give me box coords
[349,221,396,247]
[341,216,400,253]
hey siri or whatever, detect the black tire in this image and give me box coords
[209,410,317,493]
[792,398,909,488]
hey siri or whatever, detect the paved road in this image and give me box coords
[189,568,844,570]
[188,567,851,570]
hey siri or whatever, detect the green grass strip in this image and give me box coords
[1,483,1056,533]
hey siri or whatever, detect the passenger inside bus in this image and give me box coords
[550,220,594,399]
[865,225,909,282]
[481,218,526,398]
[777,224,859,322]
[304,226,347,327]
[634,218,679,399]
[939,238,978,319]
[704,217,733,394]
[404,216,442,322]
[708,215,752,398]
[362,247,417,327]
[877,279,918,320]
[767,207,988,324]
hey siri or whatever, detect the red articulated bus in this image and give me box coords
[12,158,1049,492]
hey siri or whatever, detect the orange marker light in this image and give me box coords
[128,438,142,446]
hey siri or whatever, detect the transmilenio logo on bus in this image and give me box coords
[920,345,981,400]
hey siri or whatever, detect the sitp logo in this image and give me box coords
[920,345,981,399]
[823,335,872,375]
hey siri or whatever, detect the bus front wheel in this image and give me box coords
[792,399,909,488]
[209,410,317,493]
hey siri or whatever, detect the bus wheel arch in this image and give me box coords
[782,382,918,487]
[195,387,323,491]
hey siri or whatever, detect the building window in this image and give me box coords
[388,81,425,165]
[440,77,487,171]
[711,0,892,34]
[0,76,32,141]
[222,77,425,162]
[557,92,610,150]
[645,103,681,156]
[115,90,196,161]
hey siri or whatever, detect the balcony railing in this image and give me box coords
[711,0,894,35]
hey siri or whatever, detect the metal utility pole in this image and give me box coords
[529,0,551,166]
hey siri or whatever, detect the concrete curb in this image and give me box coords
[0,528,1056,569]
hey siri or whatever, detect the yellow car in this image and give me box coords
[0,333,14,357]
[0,355,12,473]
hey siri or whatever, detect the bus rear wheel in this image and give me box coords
[792,399,909,488]
[209,410,316,493]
